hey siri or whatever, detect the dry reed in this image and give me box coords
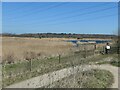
[2,37,74,63]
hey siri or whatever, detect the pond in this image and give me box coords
[66,40,112,44]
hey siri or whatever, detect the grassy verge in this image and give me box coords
[97,54,120,67]
[45,69,114,88]
[2,53,111,87]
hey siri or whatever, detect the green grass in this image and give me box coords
[2,52,114,87]
[97,54,120,67]
[45,69,114,88]
[81,69,114,88]
[110,60,120,67]
[110,54,120,67]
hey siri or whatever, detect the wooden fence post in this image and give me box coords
[2,64,5,87]
[93,44,96,55]
[117,46,120,54]
[85,47,87,58]
[94,44,96,50]
[84,45,87,58]
[9,71,12,84]
[29,59,32,71]
[58,54,61,63]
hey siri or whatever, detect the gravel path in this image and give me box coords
[88,64,118,88]
[5,64,118,88]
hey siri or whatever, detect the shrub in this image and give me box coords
[5,53,15,64]
[24,51,37,61]
[37,52,41,57]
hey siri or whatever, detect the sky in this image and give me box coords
[2,2,118,34]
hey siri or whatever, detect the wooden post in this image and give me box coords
[94,44,96,55]
[30,59,32,71]
[85,45,87,58]
[117,46,119,54]
[84,45,87,58]
[58,54,61,63]
[9,71,12,84]
[94,44,96,50]
[2,64,5,87]
[103,46,105,54]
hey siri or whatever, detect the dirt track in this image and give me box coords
[5,64,118,88]
[88,64,118,88]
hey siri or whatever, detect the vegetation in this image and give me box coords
[110,60,120,67]
[2,36,118,87]
[45,69,114,88]
[2,52,108,87]
[1,33,116,39]
[2,37,74,63]
[97,54,120,67]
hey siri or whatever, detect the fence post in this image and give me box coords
[2,64,5,88]
[84,45,87,58]
[85,47,87,58]
[94,44,96,50]
[58,54,61,63]
[103,46,105,54]
[9,71,12,85]
[93,44,96,55]
[30,59,32,71]
[117,46,120,54]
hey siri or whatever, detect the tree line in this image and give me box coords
[1,33,117,39]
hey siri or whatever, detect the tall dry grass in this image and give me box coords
[0,37,2,63]
[2,37,74,63]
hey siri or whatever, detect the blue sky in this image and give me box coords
[2,2,118,34]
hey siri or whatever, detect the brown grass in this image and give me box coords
[0,37,2,63]
[2,37,111,63]
[2,37,74,63]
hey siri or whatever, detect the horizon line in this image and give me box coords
[0,32,117,35]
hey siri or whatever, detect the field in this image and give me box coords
[2,37,76,63]
[1,37,118,88]
[0,37,2,62]
[2,37,105,63]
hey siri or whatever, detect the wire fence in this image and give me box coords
[2,43,119,87]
